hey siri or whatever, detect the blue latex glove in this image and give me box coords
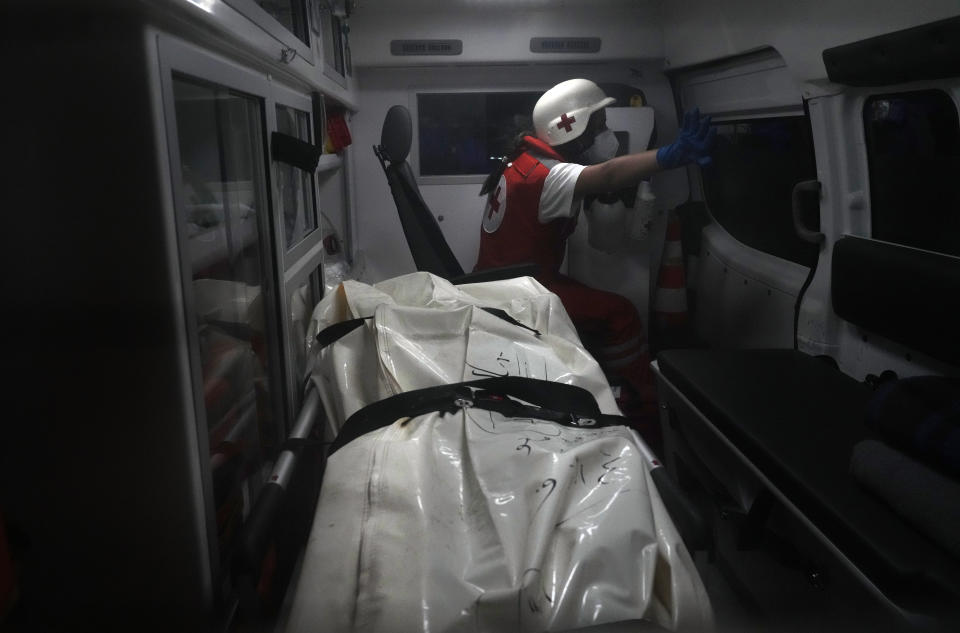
[656,107,717,169]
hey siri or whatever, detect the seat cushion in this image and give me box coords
[658,349,960,604]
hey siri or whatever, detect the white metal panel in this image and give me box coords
[673,49,811,350]
[317,161,349,249]
[800,80,960,379]
[694,224,806,349]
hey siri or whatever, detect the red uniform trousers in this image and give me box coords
[542,274,660,449]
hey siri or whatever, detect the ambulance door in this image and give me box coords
[800,37,960,379]
[672,49,819,349]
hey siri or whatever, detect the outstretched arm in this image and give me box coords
[574,150,660,196]
[574,108,716,197]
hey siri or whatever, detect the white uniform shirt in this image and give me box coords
[535,156,586,223]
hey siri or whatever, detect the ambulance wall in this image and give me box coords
[350,62,687,330]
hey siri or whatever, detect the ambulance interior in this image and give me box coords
[2,1,959,632]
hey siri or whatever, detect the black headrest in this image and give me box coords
[380,105,412,163]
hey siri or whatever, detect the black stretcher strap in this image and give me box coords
[329,377,626,455]
[315,316,372,349]
[271,131,323,172]
[315,308,540,350]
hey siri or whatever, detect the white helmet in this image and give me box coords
[533,79,615,146]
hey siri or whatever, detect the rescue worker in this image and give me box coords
[474,78,715,443]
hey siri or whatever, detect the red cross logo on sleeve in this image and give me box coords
[557,113,576,133]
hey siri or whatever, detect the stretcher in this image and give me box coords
[275,273,713,632]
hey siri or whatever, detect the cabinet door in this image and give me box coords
[270,87,326,418]
[159,36,287,604]
[225,0,313,64]
[273,94,322,266]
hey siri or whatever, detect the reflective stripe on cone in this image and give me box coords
[654,211,688,328]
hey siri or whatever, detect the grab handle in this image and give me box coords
[792,180,824,245]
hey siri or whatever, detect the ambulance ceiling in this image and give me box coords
[352,0,960,96]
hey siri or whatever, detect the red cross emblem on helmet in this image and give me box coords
[557,113,576,133]
[482,176,507,233]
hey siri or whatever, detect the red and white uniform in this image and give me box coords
[475,136,583,276]
[475,136,658,442]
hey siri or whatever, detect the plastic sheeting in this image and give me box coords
[305,273,620,440]
[287,273,712,632]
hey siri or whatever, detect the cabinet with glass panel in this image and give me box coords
[224,0,314,64]
[158,33,332,614]
[2,2,355,627]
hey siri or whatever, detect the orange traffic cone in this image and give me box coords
[654,210,688,330]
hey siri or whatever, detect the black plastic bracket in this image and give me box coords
[271,131,323,172]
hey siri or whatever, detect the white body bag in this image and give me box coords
[285,273,712,632]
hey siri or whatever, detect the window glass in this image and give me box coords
[700,117,819,267]
[288,267,322,410]
[864,90,960,257]
[173,76,281,569]
[276,104,318,250]
[417,92,541,176]
[320,9,345,77]
[256,0,308,45]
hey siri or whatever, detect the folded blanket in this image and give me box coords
[865,376,960,477]
[850,439,960,558]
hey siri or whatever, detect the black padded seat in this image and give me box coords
[374,105,537,284]
[657,349,960,609]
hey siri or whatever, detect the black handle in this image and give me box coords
[792,180,824,245]
[271,131,323,172]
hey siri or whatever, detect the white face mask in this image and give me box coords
[581,129,620,164]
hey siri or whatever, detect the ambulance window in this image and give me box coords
[700,117,820,267]
[864,90,960,257]
[417,92,541,176]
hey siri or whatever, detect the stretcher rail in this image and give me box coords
[233,386,323,580]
